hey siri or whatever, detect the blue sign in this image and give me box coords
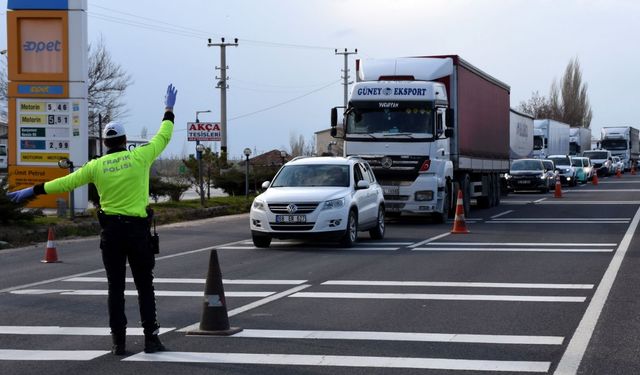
[20,140,46,150]
[18,84,64,95]
[8,0,69,10]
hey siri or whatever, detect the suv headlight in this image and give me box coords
[252,199,266,211]
[540,174,546,180]
[323,197,345,210]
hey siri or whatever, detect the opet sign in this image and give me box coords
[187,122,221,142]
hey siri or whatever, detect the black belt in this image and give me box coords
[98,210,149,225]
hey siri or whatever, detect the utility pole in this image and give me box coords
[208,37,238,163]
[335,48,357,108]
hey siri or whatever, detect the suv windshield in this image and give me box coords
[549,157,571,166]
[510,160,543,171]
[271,164,350,187]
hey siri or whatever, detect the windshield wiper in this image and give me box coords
[383,132,415,139]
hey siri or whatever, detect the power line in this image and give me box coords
[89,5,334,51]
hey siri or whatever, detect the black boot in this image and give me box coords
[144,334,166,353]
[111,331,126,355]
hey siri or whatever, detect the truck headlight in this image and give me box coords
[415,191,434,201]
[323,197,345,210]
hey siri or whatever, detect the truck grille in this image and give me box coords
[359,155,427,180]
[268,203,319,214]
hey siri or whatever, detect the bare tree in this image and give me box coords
[517,90,552,118]
[518,57,592,128]
[289,133,305,157]
[87,35,133,135]
[558,57,592,128]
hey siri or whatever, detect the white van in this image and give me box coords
[0,144,7,169]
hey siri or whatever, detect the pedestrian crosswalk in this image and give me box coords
[1,269,593,372]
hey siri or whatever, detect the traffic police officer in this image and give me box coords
[8,84,178,355]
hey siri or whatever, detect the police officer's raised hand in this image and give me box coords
[7,186,35,203]
[164,84,177,111]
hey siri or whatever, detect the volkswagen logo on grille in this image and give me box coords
[381,157,393,169]
[286,204,298,214]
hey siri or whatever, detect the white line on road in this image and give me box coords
[0,326,174,335]
[178,284,311,332]
[538,201,640,205]
[533,198,547,203]
[409,232,451,248]
[568,189,640,191]
[424,242,617,247]
[290,292,586,303]
[11,289,274,298]
[555,205,640,374]
[489,220,629,224]
[322,280,594,289]
[490,218,628,221]
[490,210,514,219]
[234,329,564,345]
[63,277,307,285]
[0,349,109,361]
[413,247,613,253]
[124,351,551,372]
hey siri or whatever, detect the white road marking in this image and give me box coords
[290,292,586,303]
[63,277,307,285]
[555,206,640,374]
[178,284,311,332]
[340,247,399,251]
[538,201,640,205]
[533,198,547,203]
[489,220,629,224]
[490,210,514,219]
[413,247,613,253]
[322,280,594,289]
[123,351,551,372]
[409,232,451,248]
[0,349,109,361]
[568,188,640,191]
[490,218,628,221]
[233,329,564,345]
[11,289,274,298]
[425,242,616,247]
[0,326,173,335]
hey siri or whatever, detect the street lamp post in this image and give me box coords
[57,158,75,220]
[280,150,287,166]
[195,110,211,207]
[196,143,205,206]
[243,148,252,197]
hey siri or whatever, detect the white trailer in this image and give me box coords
[509,109,534,160]
[569,127,592,156]
[600,126,639,170]
[532,119,570,158]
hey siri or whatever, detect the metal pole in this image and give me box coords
[335,48,358,108]
[245,155,249,197]
[208,38,238,160]
[69,163,75,220]
[197,141,204,206]
[98,114,103,156]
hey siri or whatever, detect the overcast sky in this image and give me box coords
[2,0,637,159]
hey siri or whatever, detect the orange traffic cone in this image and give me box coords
[616,168,622,178]
[42,226,60,263]
[554,176,563,198]
[592,172,599,185]
[632,165,637,175]
[451,190,469,234]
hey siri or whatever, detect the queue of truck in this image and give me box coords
[326,54,640,221]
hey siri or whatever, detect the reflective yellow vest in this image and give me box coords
[44,119,174,217]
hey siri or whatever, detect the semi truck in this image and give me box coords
[330,55,510,222]
[569,127,592,156]
[532,119,570,159]
[510,108,534,160]
[600,126,639,171]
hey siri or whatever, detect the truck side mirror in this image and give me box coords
[445,108,454,128]
[444,128,454,138]
[331,107,338,128]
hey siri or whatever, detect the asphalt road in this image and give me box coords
[1,174,639,374]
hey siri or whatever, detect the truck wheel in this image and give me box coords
[252,234,272,248]
[369,206,385,240]
[493,174,501,205]
[340,210,358,247]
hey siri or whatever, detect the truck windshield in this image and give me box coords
[583,151,608,159]
[346,107,434,136]
[600,139,627,150]
[0,146,6,156]
[533,136,543,150]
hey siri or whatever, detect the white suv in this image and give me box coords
[250,156,386,248]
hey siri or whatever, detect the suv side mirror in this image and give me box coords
[261,181,270,189]
[356,180,370,190]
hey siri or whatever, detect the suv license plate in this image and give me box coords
[518,180,530,184]
[276,215,306,223]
